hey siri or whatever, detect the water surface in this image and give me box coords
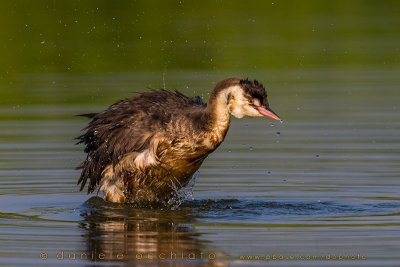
[1,69,399,266]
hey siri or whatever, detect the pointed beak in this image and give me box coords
[256,106,281,121]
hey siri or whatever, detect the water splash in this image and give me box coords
[121,171,200,210]
[171,171,199,209]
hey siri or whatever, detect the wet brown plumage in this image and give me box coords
[76,77,280,204]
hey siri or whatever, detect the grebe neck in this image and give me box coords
[205,78,241,136]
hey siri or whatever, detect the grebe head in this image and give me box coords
[225,78,280,120]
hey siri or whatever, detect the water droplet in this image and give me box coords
[267,170,271,175]
[87,156,92,162]
[249,146,253,151]
[315,154,320,158]
[40,41,45,44]
[276,132,280,136]
[228,149,231,153]
[279,120,284,124]
[317,199,321,203]
[93,130,98,136]
[270,123,274,127]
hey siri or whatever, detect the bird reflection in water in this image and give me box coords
[79,196,226,266]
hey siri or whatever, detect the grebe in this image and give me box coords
[76,78,280,204]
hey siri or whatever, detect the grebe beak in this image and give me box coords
[256,106,281,121]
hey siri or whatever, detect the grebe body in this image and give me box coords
[76,78,280,203]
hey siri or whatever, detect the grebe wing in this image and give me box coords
[76,89,205,193]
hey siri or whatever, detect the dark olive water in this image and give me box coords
[1,1,400,266]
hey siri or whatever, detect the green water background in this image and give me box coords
[1,0,399,106]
